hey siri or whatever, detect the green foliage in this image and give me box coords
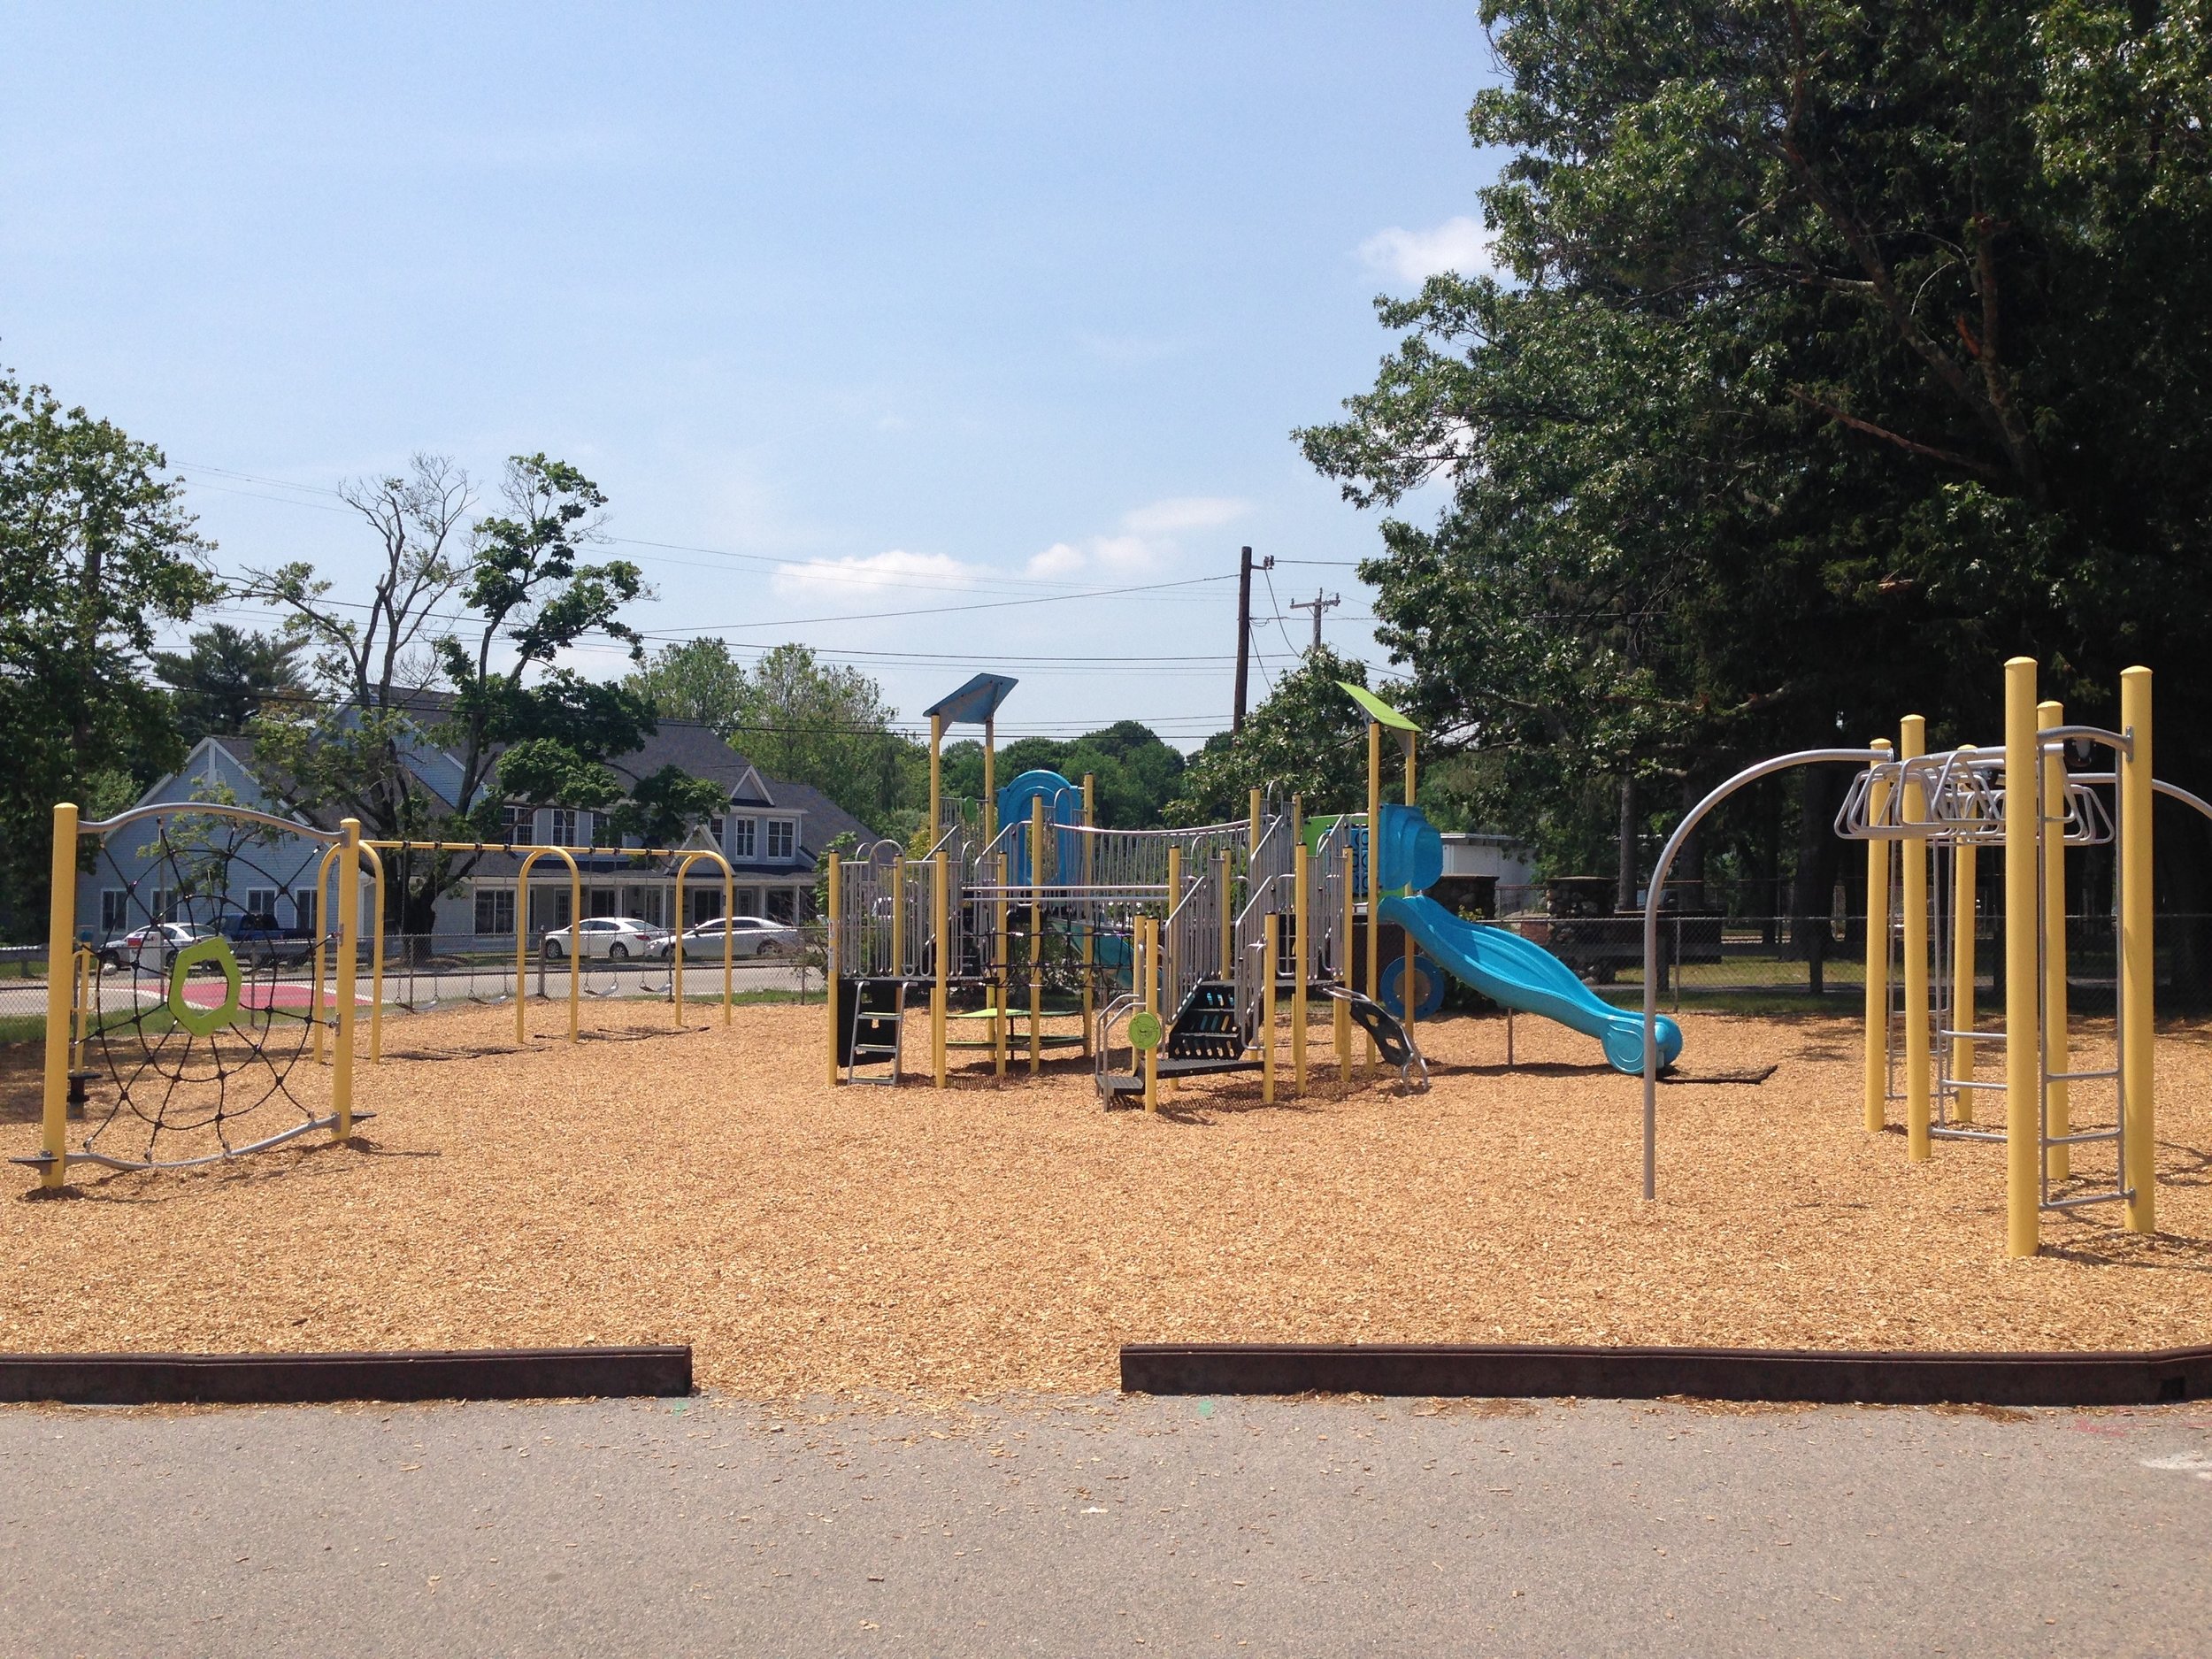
[626,639,925,836]
[151,623,304,744]
[0,370,215,935]
[1300,0,2212,882]
[1165,649,1378,823]
[938,719,1187,829]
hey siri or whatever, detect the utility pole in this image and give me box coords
[1288,588,1340,652]
[1232,545,1273,733]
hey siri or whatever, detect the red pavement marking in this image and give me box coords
[177,983,372,1010]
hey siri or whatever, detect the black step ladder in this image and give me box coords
[839,977,910,1086]
[1321,985,1430,1093]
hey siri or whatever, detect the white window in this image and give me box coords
[245,887,278,922]
[474,887,516,936]
[101,890,130,933]
[547,808,580,846]
[710,814,726,846]
[503,805,535,845]
[729,817,757,858]
[766,818,795,860]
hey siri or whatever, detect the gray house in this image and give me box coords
[78,718,872,949]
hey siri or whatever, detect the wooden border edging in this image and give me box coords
[1121,1341,2211,1408]
[0,1345,692,1406]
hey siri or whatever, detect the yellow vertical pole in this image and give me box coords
[1402,729,1418,1053]
[826,850,841,1086]
[2004,657,2041,1256]
[1248,787,1263,859]
[1262,913,1279,1103]
[1081,773,1095,1059]
[893,850,908,982]
[40,803,78,1189]
[993,851,1009,1078]
[1366,720,1381,1071]
[983,717,997,843]
[1338,846,1355,1083]
[333,818,360,1140]
[1293,841,1309,1093]
[928,713,944,846]
[933,849,949,1087]
[721,863,734,1025]
[2120,666,2154,1234]
[1141,917,1160,1114]
[1950,761,1979,1124]
[1901,714,1931,1162]
[1862,738,1894,1133]
[1028,798,1043,1075]
[312,842,333,1064]
[2038,699,2070,1180]
[515,850,534,1048]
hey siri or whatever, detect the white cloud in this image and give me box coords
[1359,214,1500,287]
[1025,541,1087,579]
[1121,496,1249,534]
[771,548,979,599]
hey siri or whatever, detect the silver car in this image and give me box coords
[540,916,674,961]
[677,915,800,959]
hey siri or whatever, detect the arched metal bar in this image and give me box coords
[2153,778,2212,824]
[1641,748,1887,1202]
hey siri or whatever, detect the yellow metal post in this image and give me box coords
[40,803,78,1189]
[983,717,997,843]
[1901,714,1931,1162]
[1262,913,1279,1103]
[2120,666,2154,1234]
[333,818,360,1139]
[2004,657,2041,1256]
[1293,841,1309,1094]
[1141,916,1160,1114]
[1248,787,1263,859]
[673,856,688,1025]
[1338,846,1355,1084]
[721,861,734,1023]
[2038,700,2070,1180]
[1365,720,1383,1071]
[566,863,580,1043]
[1950,754,1979,1123]
[1862,738,1894,1133]
[1028,797,1043,1075]
[933,849,949,1087]
[826,851,841,1085]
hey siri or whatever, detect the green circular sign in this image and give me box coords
[1127,1010,1164,1052]
[169,936,242,1036]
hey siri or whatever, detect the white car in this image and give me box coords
[99,922,219,972]
[540,916,673,961]
[678,915,801,959]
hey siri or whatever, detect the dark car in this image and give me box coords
[220,912,316,968]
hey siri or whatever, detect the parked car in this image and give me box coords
[220,911,315,968]
[540,916,674,961]
[98,922,219,972]
[678,915,801,959]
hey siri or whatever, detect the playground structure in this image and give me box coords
[21,803,746,1187]
[826,674,1687,1108]
[1633,658,2200,1256]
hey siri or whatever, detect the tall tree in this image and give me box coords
[151,622,304,745]
[1301,1,2212,949]
[0,371,215,935]
[1166,648,1379,824]
[245,453,706,937]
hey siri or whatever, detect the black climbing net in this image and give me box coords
[75,808,342,1171]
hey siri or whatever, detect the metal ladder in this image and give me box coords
[844,978,909,1087]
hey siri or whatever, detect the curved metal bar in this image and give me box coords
[81,802,340,841]
[672,848,737,1025]
[2153,778,2212,824]
[1642,748,1887,1202]
[515,846,583,1044]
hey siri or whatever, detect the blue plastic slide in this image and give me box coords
[1379,893,1683,1074]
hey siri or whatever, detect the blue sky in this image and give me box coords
[2,4,1502,744]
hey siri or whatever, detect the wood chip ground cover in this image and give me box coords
[3,1003,2208,1396]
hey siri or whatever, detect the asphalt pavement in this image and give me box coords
[4,1392,2209,1656]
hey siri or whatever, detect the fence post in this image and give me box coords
[39,803,78,1190]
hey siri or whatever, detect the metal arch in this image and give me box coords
[1640,748,1887,1202]
[2153,778,2212,825]
[82,802,341,842]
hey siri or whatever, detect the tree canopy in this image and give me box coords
[152,623,304,745]
[1300,0,2212,912]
